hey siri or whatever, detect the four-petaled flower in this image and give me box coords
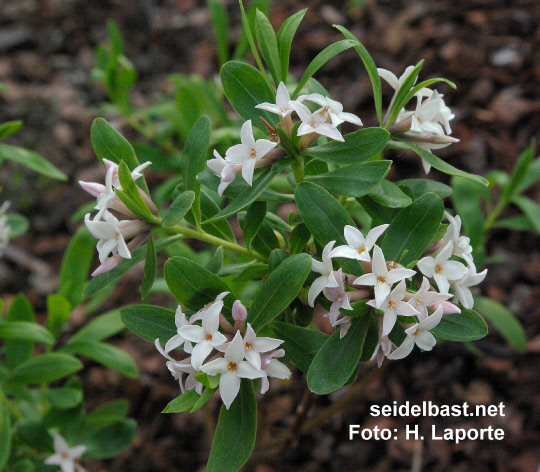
[259,349,291,394]
[297,93,363,127]
[290,101,345,142]
[388,305,444,360]
[206,149,238,196]
[353,245,416,308]
[200,331,264,409]
[417,241,468,294]
[408,276,452,321]
[451,268,488,309]
[84,212,131,263]
[329,224,389,262]
[225,120,277,186]
[368,280,420,336]
[241,323,284,370]
[45,433,86,472]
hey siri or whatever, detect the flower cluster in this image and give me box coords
[45,433,86,472]
[309,217,485,365]
[379,66,459,172]
[79,159,154,275]
[155,292,291,409]
[0,201,11,256]
[207,82,362,195]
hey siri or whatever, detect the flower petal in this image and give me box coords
[219,372,241,409]
[387,335,415,360]
[241,158,257,187]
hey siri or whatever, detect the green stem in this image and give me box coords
[290,157,304,184]
[166,222,267,262]
[484,198,507,232]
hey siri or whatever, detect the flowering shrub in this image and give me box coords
[2,3,538,471]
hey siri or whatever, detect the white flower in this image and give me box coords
[451,268,488,309]
[388,305,444,360]
[200,331,264,409]
[44,433,86,472]
[103,158,151,189]
[371,335,396,367]
[308,241,339,307]
[333,315,353,339]
[225,120,277,186]
[378,66,432,97]
[0,201,11,255]
[297,93,363,127]
[443,211,474,268]
[368,280,420,336]
[178,297,228,370]
[408,277,452,321]
[430,90,454,135]
[290,101,344,142]
[322,268,352,326]
[259,349,291,394]
[84,212,131,263]
[206,149,238,196]
[255,81,295,118]
[242,323,284,370]
[329,224,389,263]
[417,241,468,294]
[409,94,446,136]
[353,245,416,309]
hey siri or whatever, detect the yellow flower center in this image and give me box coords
[205,333,213,341]
[377,276,386,283]
[435,264,443,274]
[250,148,256,158]
[228,362,238,372]
[113,231,120,240]
[245,342,252,351]
[413,329,419,336]
[357,247,366,254]
[388,301,396,309]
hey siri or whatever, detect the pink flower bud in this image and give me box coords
[79,180,106,198]
[232,300,248,322]
[433,301,461,315]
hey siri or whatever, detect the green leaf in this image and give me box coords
[84,235,181,298]
[220,61,278,129]
[398,179,452,199]
[207,246,224,274]
[61,341,138,379]
[90,118,141,173]
[164,257,232,312]
[249,220,279,257]
[5,213,29,239]
[401,78,456,111]
[183,116,211,226]
[452,176,486,251]
[494,215,534,231]
[207,379,257,472]
[271,322,328,374]
[292,39,359,98]
[395,140,489,186]
[430,309,488,342]
[307,314,369,394]
[289,223,311,255]
[190,387,217,413]
[250,254,312,331]
[358,314,379,362]
[516,156,540,194]
[57,227,95,307]
[502,139,536,202]
[186,189,236,242]
[140,236,157,299]
[83,419,136,459]
[333,25,383,124]
[8,353,83,385]
[115,188,152,221]
[163,390,200,413]
[306,161,391,197]
[118,161,152,217]
[4,294,35,369]
[0,393,11,471]
[121,305,176,344]
[386,60,423,127]
[46,294,72,338]
[473,296,526,353]
[241,201,267,250]
[162,191,195,227]
[368,179,412,208]
[295,181,363,275]
[255,9,282,84]
[276,9,307,82]
[304,127,389,164]
[194,372,221,390]
[0,143,67,180]
[45,387,83,409]
[268,249,288,273]
[512,195,540,233]
[208,0,229,66]
[231,263,268,282]
[0,321,54,344]
[69,309,124,343]
[381,192,443,266]
[203,168,275,223]
[0,120,23,139]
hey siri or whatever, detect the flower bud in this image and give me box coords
[232,300,248,322]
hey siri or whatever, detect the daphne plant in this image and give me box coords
[74,4,538,471]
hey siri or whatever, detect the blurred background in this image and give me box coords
[0,0,538,471]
